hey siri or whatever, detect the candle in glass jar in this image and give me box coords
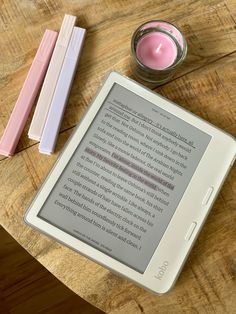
[131,20,187,85]
[136,32,178,70]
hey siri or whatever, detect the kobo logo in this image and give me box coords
[155,261,169,280]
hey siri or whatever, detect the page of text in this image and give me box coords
[39,84,211,273]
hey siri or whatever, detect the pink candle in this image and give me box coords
[136,32,178,70]
[131,20,187,84]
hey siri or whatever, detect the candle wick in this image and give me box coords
[155,43,162,53]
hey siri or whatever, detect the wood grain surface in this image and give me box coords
[0,226,104,314]
[0,1,235,313]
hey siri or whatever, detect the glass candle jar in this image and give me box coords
[131,20,187,85]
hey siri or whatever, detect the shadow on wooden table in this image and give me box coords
[0,227,105,314]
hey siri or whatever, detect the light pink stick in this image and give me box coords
[0,30,58,157]
[28,15,77,141]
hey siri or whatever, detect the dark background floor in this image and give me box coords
[0,226,104,314]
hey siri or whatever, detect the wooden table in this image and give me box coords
[0,1,235,313]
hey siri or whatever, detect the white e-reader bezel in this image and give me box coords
[25,71,236,294]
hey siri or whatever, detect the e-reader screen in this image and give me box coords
[38,83,211,273]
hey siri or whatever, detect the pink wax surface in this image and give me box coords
[136,32,178,70]
[141,21,184,48]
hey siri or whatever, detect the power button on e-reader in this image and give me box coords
[202,187,214,205]
[185,222,197,241]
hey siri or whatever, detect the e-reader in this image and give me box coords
[25,71,236,294]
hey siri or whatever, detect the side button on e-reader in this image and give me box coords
[185,222,197,241]
[202,187,214,205]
